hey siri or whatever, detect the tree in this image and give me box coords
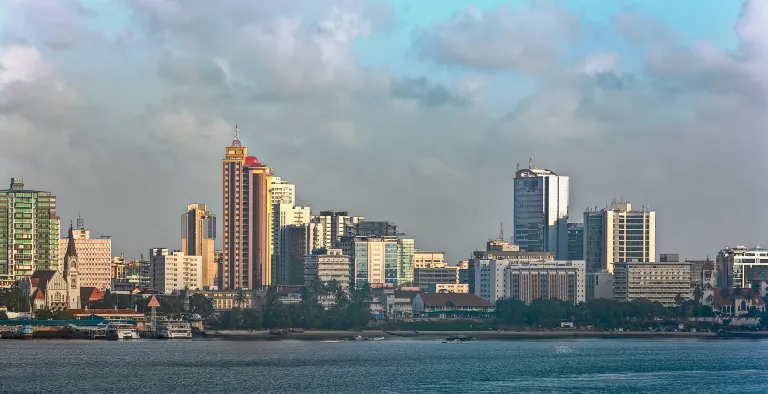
[34,308,53,320]
[693,286,704,304]
[234,289,248,309]
[51,307,74,320]
[496,298,527,326]
[189,293,214,318]
[0,310,8,320]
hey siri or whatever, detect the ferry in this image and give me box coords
[16,325,33,339]
[106,323,140,340]
[156,320,192,339]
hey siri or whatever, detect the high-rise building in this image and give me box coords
[221,125,273,290]
[280,224,311,285]
[731,247,768,289]
[181,203,217,288]
[348,221,398,237]
[583,201,656,273]
[0,178,60,288]
[567,222,584,260]
[513,164,569,259]
[310,211,364,250]
[396,238,415,285]
[149,248,203,294]
[716,246,747,288]
[273,201,310,284]
[57,217,112,289]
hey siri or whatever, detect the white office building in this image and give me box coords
[304,249,353,290]
[513,163,569,259]
[473,259,585,304]
[584,201,656,273]
[149,249,203,294]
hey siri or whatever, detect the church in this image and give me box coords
[19,223,81,310]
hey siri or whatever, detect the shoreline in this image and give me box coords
[205,329,768,341]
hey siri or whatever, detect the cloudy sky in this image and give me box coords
[1,0,766,262]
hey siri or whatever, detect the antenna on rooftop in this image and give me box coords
[232,123,242,147]
[77,211,84,230]
[499,223,504,241]
[529,158,533,169]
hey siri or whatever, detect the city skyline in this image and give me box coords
[1,1,766,262]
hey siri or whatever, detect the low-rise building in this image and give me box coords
[428,283,469,293]
[196,289,265,311]
[304,249,352,290]
[412,293,494,319]
[413,266,459,291]
[413,251,446,268]
[612,261,692,306]
[472,259,585,304]
[710,288,766,316]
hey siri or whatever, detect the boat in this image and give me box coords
[16,325,33,339]
[156,320,192,339]
[269,328,287,336]
[365,336,385,341]
[443,335,473,344]
[106,323,140,340]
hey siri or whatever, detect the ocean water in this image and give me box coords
[1,338,767,393]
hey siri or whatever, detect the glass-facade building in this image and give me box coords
[513,166,569,259]
[343,236,414,287]
[0,178,60,288]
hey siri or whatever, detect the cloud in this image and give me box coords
[0,0,765,265]
[390,76,466,107]
[414,1,578,73]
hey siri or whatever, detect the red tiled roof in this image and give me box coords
[419,293,493,308]
[33,289,45,300]
[712,288,766,306]
[80,287,105,301]
[30,270,57,290]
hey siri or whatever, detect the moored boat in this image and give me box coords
[106,323,140,340]
[443,335,473,344]
[16,325,33,339]
[156,320,192,339]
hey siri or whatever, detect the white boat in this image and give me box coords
[106,323,140,340]
[156,320,192,339]
[365,336,385,341]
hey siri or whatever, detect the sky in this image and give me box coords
[0,0,766,263]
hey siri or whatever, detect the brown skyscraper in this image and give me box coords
[222,125,273,290]
[181,204,216,288]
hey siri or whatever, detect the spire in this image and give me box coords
[231,123,242,147]
[66,221,77,258]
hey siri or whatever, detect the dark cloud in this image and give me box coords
[390,76,465,107]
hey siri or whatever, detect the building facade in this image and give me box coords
[472,259,585,304]
[732,247,768,289]
[716,245,748,288]
[586,270,614,300]
[340,236,414,287]
[612,261,692,306]
[19,224,81,310]
[583,201,656,273]
[221,127,273,290]
[0,178,60,288]
[149,249,203,294]
[303,249,352,290]
[273,203,310,284]
[413,266,459,291]
[513,164,569,259]
[181,203,217,288]
[413,250,446,268]
[309,211,364,250]
[58,222,111,290]
[468,249,555,294]
[567,222,584,260]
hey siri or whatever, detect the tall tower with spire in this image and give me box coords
[63,221,81,307]
[222,124,273,290]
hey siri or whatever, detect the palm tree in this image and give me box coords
[234,288,248,309]
[693,286,704,304]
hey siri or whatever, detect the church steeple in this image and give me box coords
[64,221,78,272]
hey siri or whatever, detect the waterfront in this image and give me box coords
[1,339,767,393]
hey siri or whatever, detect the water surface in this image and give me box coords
[1,339,766,393]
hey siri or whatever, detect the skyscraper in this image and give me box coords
[310,211,364,250]
[222,125,273,290]
[583,201,656,273]
[0,178,60,288]
[513,163,569,259]
[181,203,217,288]
[269,176,311,285]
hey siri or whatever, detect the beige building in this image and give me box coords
[612,261,692,306]
[197,289,265,311]
[413,251,446,268]
[150,249,203,294]
[58,224,111,289]
[181,204,217,288]
[504,260,586,304]
[584,201,656,273]
[430,283,469,293]
[414,266,459,291]
[304,249,352,289]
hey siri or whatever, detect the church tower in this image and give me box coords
[63,221,81,309]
